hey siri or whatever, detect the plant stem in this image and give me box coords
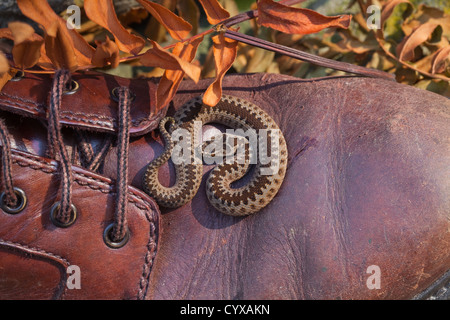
[223,29,396,80]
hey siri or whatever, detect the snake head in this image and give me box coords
[159,117,177,134]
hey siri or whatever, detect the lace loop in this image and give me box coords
[1,71,132,248]
[0,118,19,208]
[110,86,132,244]
[47,70,74,226]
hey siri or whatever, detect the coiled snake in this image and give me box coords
[142,95,288,216]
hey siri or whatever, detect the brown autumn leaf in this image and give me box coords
[380,0,412,27]
[431,45,450,74]
[197,0,230,25]
[0,27,53,70]
[156,36,204,111]
[84,0,145,55]
[91,36,120,69]
[0,53,13,92]
[0,28,13,41]
[176,0,200,36]
[402,4,450,38]
[44,20,78,72]
[257,0,352,35]
[203,33,238,107]
[17,0,94,67]
[136,0,192,41]
[396,22,440,61]
[0,52,9,74]
[8,22,43,70]
[0,72,14,92]
[140,40,201,82]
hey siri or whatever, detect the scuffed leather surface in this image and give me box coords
[135,74,449,299]
[0,150,160,300]
[0,72,449,299]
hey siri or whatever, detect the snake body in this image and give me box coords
[143,95,288,216]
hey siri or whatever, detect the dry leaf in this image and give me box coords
[176,0,200,36]
[402,4,450,38]
[8,22,43,70]
[156,36,204,111]
[0,26,52,70]
[380,0,412,27]
[197,0,230,25]
[257,0,352,35]
[136,0,192,41]
[335,30,379,54]
[431,45,450,74]
[0,72,14,92]
[396,22,440,61]
[0,53,13,92]
[44,21,78,72]
[118,7,149,26]
[17,0,94,66]
[0,29,14,41]
[91,36,120,69]
[140,40,201,82]
[0,52,9,74]
[203,33,238,107]
[84,0,145,55]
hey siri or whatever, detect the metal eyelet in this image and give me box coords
[10,70,25,82]
[103,223,129,249]
[50,202,77,228]
[110,87,136,102]
[63,80,80,95]
[0,187,27,214]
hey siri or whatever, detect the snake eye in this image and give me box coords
[160,117,176,133]
[167,119,177,132]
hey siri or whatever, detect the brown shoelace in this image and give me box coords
[0,69,132,246]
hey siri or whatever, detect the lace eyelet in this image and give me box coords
[0,187,27,214]
[63,80,79,95]
[10,70,25,82]
[111,87,136,103]
[50,202,77,228]
[103,223,129,249]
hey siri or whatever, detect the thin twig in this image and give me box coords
[223,29,396,80]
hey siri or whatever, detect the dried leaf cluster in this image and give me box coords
[0,0,448,110]
[0,0,353,110]
[271,0,449,95]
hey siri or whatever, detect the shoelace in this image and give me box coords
[0,70,132,248]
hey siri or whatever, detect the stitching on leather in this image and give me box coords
[0,239,71,266]
[0,92,47,111]
[0,92,155,129]
[60,110,156,128]
[0,97,43,114]
[0,238,70,299]
[11,153,159,213]
[9,151,159,300]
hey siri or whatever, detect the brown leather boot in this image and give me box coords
[0,70,449,299]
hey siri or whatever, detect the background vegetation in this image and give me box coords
[1,0,449,99]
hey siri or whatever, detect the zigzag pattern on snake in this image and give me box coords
[142,95,288,216]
